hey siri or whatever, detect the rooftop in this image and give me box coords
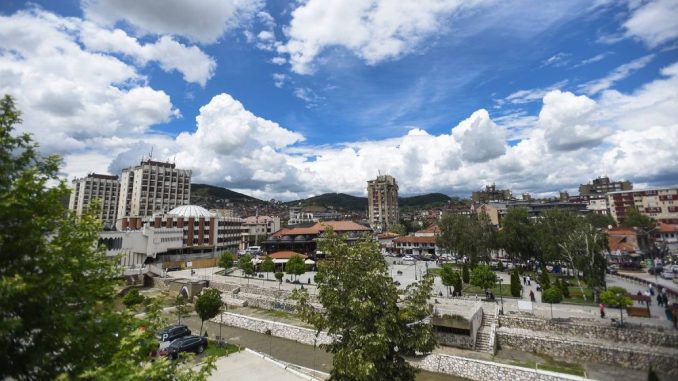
[167,205,214,218]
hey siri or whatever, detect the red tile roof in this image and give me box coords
[393,236,436,244]
[268,251,307,259]
[416,225,440,234]
[271,220,371,237]
[657,222,678,234]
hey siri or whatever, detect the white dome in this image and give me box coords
[167,205,213,218]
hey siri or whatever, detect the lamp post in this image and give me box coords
[498,275,504,315]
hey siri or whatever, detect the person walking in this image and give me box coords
[599,303,605,318]
[657,293,664,307]
[523,276,526,286]
[527,276,531,286]
[529,290,535,302]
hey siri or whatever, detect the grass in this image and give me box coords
[462,283,513,297]
[204,341,241,358]
[508,354,586,377]
[253,307,297,320]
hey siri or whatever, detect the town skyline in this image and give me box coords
[1,1,677,201]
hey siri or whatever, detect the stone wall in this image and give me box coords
[435,332,474,349]
[412,353,587,381]
[213,312,333,346]
[499,313,678,348]
[497,327,678,376]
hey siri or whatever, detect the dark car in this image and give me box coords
[158,324,191,343]
[648,266,664,275]
[161,335,208,359]
[606,266,618,275]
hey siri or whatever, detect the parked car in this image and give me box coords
[160,335,208,360]
[157,324,191,349]
[661,271,675,280]
[606,266,619,275]
[670,265,678,274]
[648,266,664,275]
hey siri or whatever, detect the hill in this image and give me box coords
[287,192,453,212]
[190,183,263,209]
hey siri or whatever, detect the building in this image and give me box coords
[471,184,512,203]
[69,173,120,229]
[241,215,281,248]
[392,225,441,257]
[655,222,678,255]
[117,205,243,259]
[98,226,184,268]
[579,176,632,197]
[367,175,399,232]
[607,187,678,224]
[116,160,191,229]
[261,220,372,257]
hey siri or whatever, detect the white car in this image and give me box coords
[661,271,675,280]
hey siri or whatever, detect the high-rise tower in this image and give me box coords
[367,174,399,232]
[69,173,120,229]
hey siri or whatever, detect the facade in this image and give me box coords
[117,205,243,255]
[607,187,678,224]
[586,197,609,215]
[241,215,281,248]
[99,226,184,267]
[579,176,632,197]
[367,175,399,232]
[262,220,372,257]
[116,160,191,229]
[655,223,678,254]
[471,184,512,203]
[69,173,120,228]
[393,225,441,257]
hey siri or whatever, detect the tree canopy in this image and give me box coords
[292,230,435,380]
[621,207,656,232]
[238,254,255,277]
[195,288,222,335]
[261,255,275,279]
[470,265,497,290]
[286,254,306,280]
[437,213,495,266]
[600,286,633,308]
[499,207,536,262]
[218,251,234,269]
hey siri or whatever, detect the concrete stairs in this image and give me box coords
[475,309,497,354]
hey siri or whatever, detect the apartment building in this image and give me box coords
[367,174,399,232]
[116,160,191,229]
[471,184,512,203]
[608,187,678,224]
[69,173,120,229]
[579,176,632,197]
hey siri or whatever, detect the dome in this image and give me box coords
[167,205,213,218]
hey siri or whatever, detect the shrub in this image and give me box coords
[510,269,522,297]
[122,288,144,308]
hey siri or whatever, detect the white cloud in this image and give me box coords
[0,9,179,158]
[540,52,570,68]
[574,52,612,67]
[452,109,506,162]
[80,22,216,86]
[279,0,482,74]
[272,73,288,88]
[623,0,678,47]
[578,54,654,95]
[497,80,568,106]
[82,0,263,43]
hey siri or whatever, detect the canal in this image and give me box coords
[182,314,469,380]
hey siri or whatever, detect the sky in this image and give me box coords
[0,0,677,201]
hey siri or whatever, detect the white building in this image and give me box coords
[98,226,184,268]
[586,197,609,215]
[608,187,678,224]
[116,160,191,229]
[69,173,120,229]
[367,174,400,232]
[241,215,281,248]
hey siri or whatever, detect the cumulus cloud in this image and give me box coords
[80,22,216,86]
[0,9,179,158]
[623,0,678,47]
[82,0,263,43]
[452,109,506,162]
[279,0,481,74]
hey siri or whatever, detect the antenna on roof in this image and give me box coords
[149,146,153,160]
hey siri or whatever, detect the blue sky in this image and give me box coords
[0,0,677,200]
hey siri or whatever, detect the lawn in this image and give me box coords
[508,354,586,377]
[204,341,241,358]
[462,283,513,297]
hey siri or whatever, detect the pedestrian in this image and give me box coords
[657,293,664,307]
[529,290,535,302]
[527,276,531,286]
[649,284,654,296]
[599,303,605,318]
[523,276,526,285]
[663,294,669,307]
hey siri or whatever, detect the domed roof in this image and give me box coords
[168,205,213,218]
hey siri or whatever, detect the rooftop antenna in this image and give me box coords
[149,146,153,160]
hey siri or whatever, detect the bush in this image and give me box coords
[542,287,563,304]
[122,288,144,307]
[275,272,284,282]
[560,278,570,298]
[496,261,504,272]
[539,268,551,290]
[510,269,522,297]
[462,263,470,284]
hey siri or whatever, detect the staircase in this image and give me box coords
[475,309,497,354]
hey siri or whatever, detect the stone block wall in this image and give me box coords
[499,314,678,348]
[213,312,332,346]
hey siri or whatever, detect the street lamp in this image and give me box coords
[498,276,504,315]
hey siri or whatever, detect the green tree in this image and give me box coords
[496,261,504,272]
[510,269,522,297]
[390,223,407,236]
[437,213,495,267]
[238,254,255,278]
[559,224,607,301]
[539,268,551,290]
[470,265,497,291]
[600,286,633,309]
[462,263,470,284]
[560,278,570,298]
[122,288,145,308]
[440,264,456,296]
[533,209,582,265]
[175,294,190,324]
[195,288,222,336]
[542,287,563,319]
[499,207,536,262]
[0,95,214,380]
[261,255,275,280]
[452,271,462,297]
[292,230,435,380]
[275,271,284,289]
[286,254,306,281]
[621,207,656,232]
[218,251,234,270]
[585,213,615,230]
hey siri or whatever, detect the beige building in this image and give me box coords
[367,175,399,232]
[580,176,632,196]
[69,173,120,229]
[608,187,678,224]
[241,215,281,248]
[116,160,191,229]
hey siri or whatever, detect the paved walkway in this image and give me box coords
[207,349,325,381]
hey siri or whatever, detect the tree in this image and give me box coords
[559,223,607,301]
[238,254,255,278]
[500,207,536,262]
[539,267,551,290]
[533,209,582,265]
[175,294,190,324]
[292,230,435,380]
[510,269,522,297]
[122,288,145,308]
[437,213,495,267]
[0,95,214,380]
[600,286,633,309]
[462,263,470,284]
[195,288,222,336]
[559,278,570,298]
[261,255,275,280]
[585,213,615,230]
[621,207,656,232]
[218,251,234,270]
[470,265,497,291]
[390,223,407,236]
[496,261,504,272]
[542,287,563,319]
[452,271,462,297]
[286,254,306,281]
[440,264,456,296]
